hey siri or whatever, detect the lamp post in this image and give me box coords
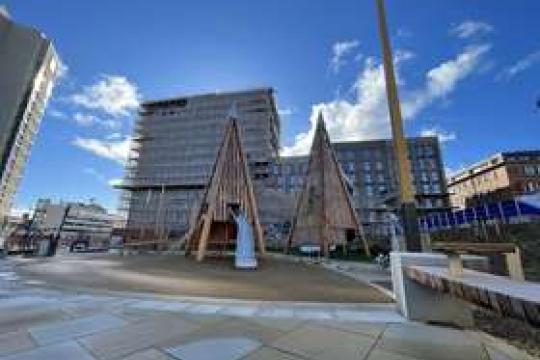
[375,0,422,251]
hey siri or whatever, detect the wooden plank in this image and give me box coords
[431,242,517,255]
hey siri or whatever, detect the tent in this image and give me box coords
[184,105,265,261]
[287,113,370,257]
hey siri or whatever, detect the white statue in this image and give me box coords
[232,208,257,269]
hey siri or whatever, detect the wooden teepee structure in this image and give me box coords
[184,105,265,261]
[287,113,370,257]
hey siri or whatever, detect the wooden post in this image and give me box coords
[505,247,525,281]
[448,254,463,277]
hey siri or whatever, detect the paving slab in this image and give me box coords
[0,307,69,335]
[164,337,261,360]
[0,330,36,357]
[121,348,175,360]
[29,313,126,345]
[255,307,295,318]
[1,341,96,360]
[367,349,426,360]
[161,317,286,348]
[80,315,199,360]
[241,347,305,360]
[319,321,386,338]
[378,323,486,360]
[129,300,193,313]
[246,317,305,333]
[271,324,377,360]
[334,308,405,323]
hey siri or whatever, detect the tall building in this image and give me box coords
[120,88,280,241]
[447,150,540,209]
[270,136,449,239]
[0,9,61,221]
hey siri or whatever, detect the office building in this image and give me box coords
[270,136,449,238]
[120,88,280,241]
[448,150,540,209]
[30,199,117,249]
[0,9,61,221]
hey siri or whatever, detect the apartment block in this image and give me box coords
[448,150,540,209]
[269,136,449,238]
[0,9,61,221]
[120,88,280,240]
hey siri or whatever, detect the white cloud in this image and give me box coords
[70,75,140,117]
[72,112,119,130]
[497,50,540,80]
[108,178,123,187]
[72,136,131,164]
[281,44,490,156]
[330,40,360,73]
[420,127,457,143]
[56,59,69,79]
[450,20,493,39]
[48,108,67,119]
[105,132,123,140]
[278,107,296,117]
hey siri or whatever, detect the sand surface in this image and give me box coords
[13,253,392,303]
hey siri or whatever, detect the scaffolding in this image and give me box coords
[118,89,280,251]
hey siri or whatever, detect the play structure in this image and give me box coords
[183,105,265,262]
[287,113,370,257]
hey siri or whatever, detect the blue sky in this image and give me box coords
[5,0,540,213]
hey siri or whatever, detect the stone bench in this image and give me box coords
[391,252,540,328]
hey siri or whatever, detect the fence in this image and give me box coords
[420,195,540,233]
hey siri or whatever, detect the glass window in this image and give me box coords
[524,165,536,176]
[363,161,371,171]
[376,161,383,170]
[365,173,373,183]
[366,185,374,196]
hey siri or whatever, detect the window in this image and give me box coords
[366,186,374,196]
[524,165,536,176]
[347,162,355,172]
[376,161,383,171]
[431,171,439,181]
[423,184,430,194]
[365,174,373,183]
[377,174,385,183]
[363,162,371,171]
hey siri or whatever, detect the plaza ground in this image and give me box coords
[12,253,392,303]
[1,255,536,359]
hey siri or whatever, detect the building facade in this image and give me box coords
[120,88,280,240]
[0,9,61,222]
[448,150,540,209]
[30,199,116,249]
[269,136,449,239]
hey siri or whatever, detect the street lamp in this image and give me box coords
[375,0,422,251]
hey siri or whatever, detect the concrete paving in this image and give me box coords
[0,257,536,360]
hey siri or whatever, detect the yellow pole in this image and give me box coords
[376,0,421,251]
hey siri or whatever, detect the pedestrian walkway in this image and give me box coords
[0,258,536,359]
